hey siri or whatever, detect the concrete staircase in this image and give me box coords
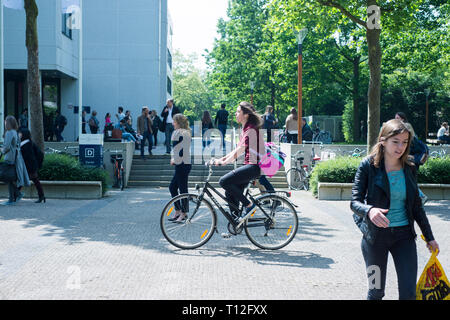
[127,155,288,188]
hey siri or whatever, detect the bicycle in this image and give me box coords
[109,149,125,190]
[160,160,299,250]
[349,147,366,158]
[286,150,321,191]
[430,148,447,159]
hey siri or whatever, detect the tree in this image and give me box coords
[24,0,44,151]
[172,51,215,123]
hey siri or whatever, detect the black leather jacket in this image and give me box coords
[350,156,434,245]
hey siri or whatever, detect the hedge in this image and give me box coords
[309,157,450,197]
[38,153,110,195]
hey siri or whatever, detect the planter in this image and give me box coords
[318,182,450,201]
[0,181,103,200]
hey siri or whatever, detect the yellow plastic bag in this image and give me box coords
[416,236,450,300]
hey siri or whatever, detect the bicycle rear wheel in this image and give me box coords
[286,168,307,190]
[160,193,217,249]
[244,194,298,250]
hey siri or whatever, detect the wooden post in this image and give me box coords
[298,45,303,143]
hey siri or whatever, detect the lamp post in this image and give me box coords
[425,88,430,139]
[250,81,255,105]
[296,28,307,143]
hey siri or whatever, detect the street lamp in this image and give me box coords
[296,28,307,143]
[425,88,430,139]
[250,81,255,105]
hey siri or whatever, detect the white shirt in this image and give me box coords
[166,107,173,124]
[437,127,446,137]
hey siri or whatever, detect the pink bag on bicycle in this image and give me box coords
[258,143,286,177]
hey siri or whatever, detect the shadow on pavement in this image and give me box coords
[0,188,334,270]
[424,201,450,221]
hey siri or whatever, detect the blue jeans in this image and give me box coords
[218,124,227,149]
[165,123,174,153]
[140,131,152,156]
[122,132,136,142]
[438,135,450,143]
[259,175,274,192]
[361,225,417,300]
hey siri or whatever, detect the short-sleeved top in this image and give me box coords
[237,123,265,165]
[386,170,409,227]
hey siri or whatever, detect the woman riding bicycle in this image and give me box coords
[213,101,265,220]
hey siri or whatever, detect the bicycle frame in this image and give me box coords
[191,165,280,230]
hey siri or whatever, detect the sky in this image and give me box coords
[168,0,229,70]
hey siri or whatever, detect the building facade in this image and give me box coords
[3,0,173,141]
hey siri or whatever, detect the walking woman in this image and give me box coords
[1,116,30,205]
[168,114,192,222]
[201,110,214,148]
[214,102,265,223]
[19,129,45,203]
[351,119,439,300]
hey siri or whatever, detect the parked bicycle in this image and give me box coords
[44,146,79,158]
[430,148,448,159]
[286,150,321,191]
[160,160,299,250]
[108,149,125,190]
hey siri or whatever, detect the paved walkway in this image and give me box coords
[0,188,448,300]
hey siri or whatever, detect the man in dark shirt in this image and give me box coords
[215,103,229,150]
[161,99,181,154]
[301,118,313,142]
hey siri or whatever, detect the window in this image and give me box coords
[167,77,172,95]
[62,12,72,39]
[167,49,172,70]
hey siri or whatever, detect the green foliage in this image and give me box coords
[173,51,217,123]
[309,156,450,197]
[38,154,110,195]
[309,157,361,196]
[417,158,450,184]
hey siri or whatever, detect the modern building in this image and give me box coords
[2,0,173,141]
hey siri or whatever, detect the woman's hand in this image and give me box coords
[368,207,390,228]
[170,159,175,166]
[213,158,225,166]
[427,240,440,256]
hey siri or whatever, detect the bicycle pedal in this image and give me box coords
[221,232,233,239]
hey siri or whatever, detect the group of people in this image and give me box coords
[1,115,46,205]
[166,102,442,301]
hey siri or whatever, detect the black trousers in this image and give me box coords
[361,225,417,300]
[169,164,191,212]
[219,164,260,213]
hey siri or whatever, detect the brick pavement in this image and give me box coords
[0,188,448,300]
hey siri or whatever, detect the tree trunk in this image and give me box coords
[366,0,381,150]
[24,0,44,151]
[352,56,360,142]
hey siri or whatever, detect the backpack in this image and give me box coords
[258,142,286,177]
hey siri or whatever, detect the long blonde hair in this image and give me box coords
[369,119,414,168]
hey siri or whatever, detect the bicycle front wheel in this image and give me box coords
[160,193,217,249]
[245,194,298,250]
[286,168,307,190]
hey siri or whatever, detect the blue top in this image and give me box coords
[386,170,409,227]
